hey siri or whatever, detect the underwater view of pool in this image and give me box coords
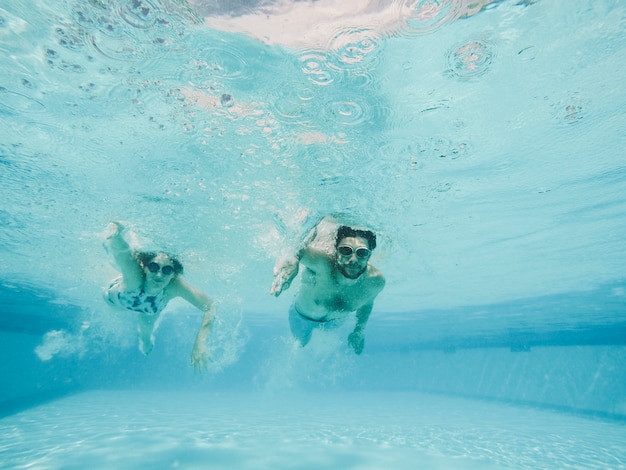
[1,0,625,468]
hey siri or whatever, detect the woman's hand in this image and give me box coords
[106,221,128,247]
[191,341,211,374]
[107,220,123,235]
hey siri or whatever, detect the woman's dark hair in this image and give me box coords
[135,251,184,275]
[335,225,377,250]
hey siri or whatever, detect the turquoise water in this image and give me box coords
[1,0,626,468]
[3,390,626,469]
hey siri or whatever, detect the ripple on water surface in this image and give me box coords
[322,96,371,128]
[446,39,495,79]
[72,0,189,62]
[396,0,467,37]
[325,27,384,72]
[0,87,47,116]
[297,49,338,87]
[271,82,316,125]
[551,92,589,127]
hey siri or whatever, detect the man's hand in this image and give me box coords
[270,257,299,297]
[348,330,365,355]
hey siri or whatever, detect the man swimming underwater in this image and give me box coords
[270,217,385,354]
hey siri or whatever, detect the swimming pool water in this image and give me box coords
[2,390,625,469]
[1,0,625,468]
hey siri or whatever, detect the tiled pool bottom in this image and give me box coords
[1,390,624,469]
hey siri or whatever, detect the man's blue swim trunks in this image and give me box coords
[288,304,344,346]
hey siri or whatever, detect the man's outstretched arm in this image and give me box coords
[270,218,325,297]
[348,273,385,354]
[348,302,373,355]
[270,255,300,297]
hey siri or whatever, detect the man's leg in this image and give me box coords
[288,304,315,347]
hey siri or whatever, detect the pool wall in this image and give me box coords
[0,332,82,415]
[0,284,82,415]
[2,283,625,419]
[358,344,626,418]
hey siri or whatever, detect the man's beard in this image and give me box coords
[338,264,367,280]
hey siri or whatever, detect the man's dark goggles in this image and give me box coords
[147,262,174,275]
[337,245,371,259]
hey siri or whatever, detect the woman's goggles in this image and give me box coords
[147,262,175,275]
[337,245,371,259]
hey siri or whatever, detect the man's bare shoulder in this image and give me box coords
[300,245,333,270]
[365,264,386,289]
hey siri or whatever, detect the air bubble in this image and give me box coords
[220,94,234,107]
[118,0,159,29]
[55,27,86,51]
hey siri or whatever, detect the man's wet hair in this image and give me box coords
[135,251,184,275]
[335,225,377,250]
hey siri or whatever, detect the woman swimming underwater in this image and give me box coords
[104,221,215,373]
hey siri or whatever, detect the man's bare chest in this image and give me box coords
[303,271,366,312]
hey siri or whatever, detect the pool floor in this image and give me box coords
[0,390,624,469]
